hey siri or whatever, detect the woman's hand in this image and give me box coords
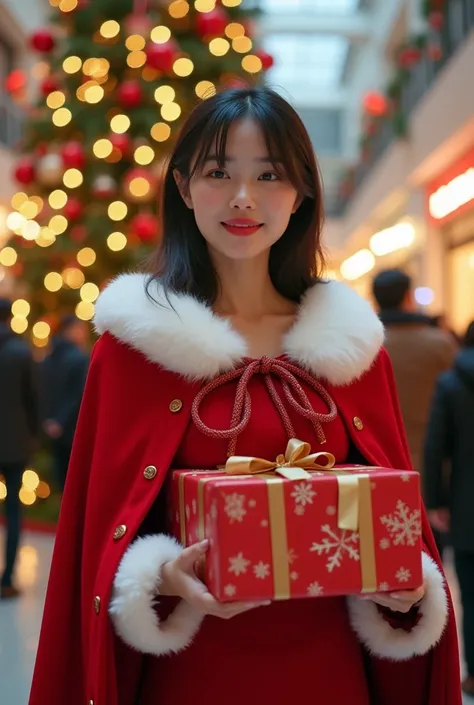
[160,539,270,619]
[360,583,426,613]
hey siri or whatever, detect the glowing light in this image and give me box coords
[63,56,82,74]
[10,317,28,334]
[126,35,146,51]
[195,80,216,99]
[154,85,175,104]
[134,145,155,166]
[209,39,230,57]
[33,321,51,339]
[370,221,416,256]
[84,83,104,103]
[414,287,435,306]
[33,337,49,348]
[23,470,40,491]
[195,0,216,11]
[11,299,30,317]
[80,282,100,302]
[232,36,252,53]
[161,102,181,121]
[100,20,120,39]
[11,192,28,210]
[222,0,242,6]
[21,221,41,241]
[169,1,190,18]
[77,247,96,266]
[36,228,56,247]
[0,247,17,267]
[46,91,66,109]
[36,481,51,499]
[63,169,83,188]
[93,139,113,159]
[7,212,26,232]
[151,122,171,142]
[174,58,194,77]
[108,201,128,221]
[151,26,172,44]
[49,189,68,210]
[225,23,245,39]
[59,0,78,11]
[49,215,68,234]
[107,231,127,251]
[75,301,95,321]
[44,272,63,292]
[127,51,147,68]
[0,482,6,500]
[83,58,110,78]
[242,55,263,74]
[110,114,131,134]
[19,200,40,219]
[429,167,474,220]
[62,267,85,289]
[340,249,375,281]
[52,108,72,127]
[19,488,36,506]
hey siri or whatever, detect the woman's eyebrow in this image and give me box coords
[204,155,280,164]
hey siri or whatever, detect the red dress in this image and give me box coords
[140,357,371,705]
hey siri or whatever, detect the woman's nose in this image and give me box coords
[229,183,256,210]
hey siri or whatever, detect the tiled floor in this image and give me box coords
[1,530,473,705]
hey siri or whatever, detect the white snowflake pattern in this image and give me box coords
[295,504,306,517]
[185,504,191,521]
[326,505,337,516]
[401,473,411,483]
[290,571,299,581]
[380,500,422,546]
[307,581,324,597]
[253,561,271,580]
[291,482,317,512]
[223,492,247,524]
[379,538,391,550]
[192,499,197,515]
[288,548,298,565]
[396,567,412,583]
[261,519,269,527]
[378,582,390,592]
[228,552,251,576]
[224,584,237,597]
[310,524,360,572]
[248,499,257,509]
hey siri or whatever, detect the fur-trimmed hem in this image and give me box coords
[109,534,203,656]
[346,552,448,661]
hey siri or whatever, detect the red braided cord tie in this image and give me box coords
[191,356,338,457]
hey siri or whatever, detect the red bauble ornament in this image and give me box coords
[399,46,422,69]
[61,141,86,170]
[40,76,59,96]
[30,28,55,53]
[196,7,229,39]
[118,80,143,109]
[428,11,445,31]
[64,198,83,222]
[426,42,443,62]
[224,76,249,89]
[130,212,158,243]
[362,91,389,117]
[124,13,153,37]
[255,50,275,71]
[145,40,178,72]
[14,158,36,185]
[109,133,132,156]
[5,70,27,94]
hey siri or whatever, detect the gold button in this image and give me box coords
[93,596,101,614]
[353,417,364,431]
[144,465,157,480]
[113,524,127,541]
[169,399,183,413]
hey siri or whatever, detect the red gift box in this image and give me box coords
[169,441,423,602]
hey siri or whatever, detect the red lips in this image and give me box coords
[221,218,263,236]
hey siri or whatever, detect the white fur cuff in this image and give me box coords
[109,534,204,656]
[346,552,448,661]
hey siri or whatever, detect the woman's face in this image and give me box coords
[177,118,301,262]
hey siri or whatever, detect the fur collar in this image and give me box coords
[94,273,384,385]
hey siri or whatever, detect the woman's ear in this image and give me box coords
[173,169,193,209]
[291,194,304,214]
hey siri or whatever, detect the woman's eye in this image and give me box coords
[259,172,279,181]
[207,169,228,179]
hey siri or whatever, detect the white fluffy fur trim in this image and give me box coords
[94,272,384,384]
[346,553,448,661]
[109,534,203,656]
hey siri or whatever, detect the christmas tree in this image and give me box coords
[4,0,272,348]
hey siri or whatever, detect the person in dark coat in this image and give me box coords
[42,315,89,491]
[424,320,474,696]
[0,298,40,599]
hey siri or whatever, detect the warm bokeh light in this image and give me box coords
[33,321,51,339]
[63,56,82,74]
[195,80,217,99]
[11,192,28,210]
[49,190,68,210]
[0,247,17,267]
[232,36,252,53]
[36,481,51,499]
[242,55,263,73]
[10,317,28,334]
[100,20,120,39]
[222,0,242,6]
[12,299,30,317]
[151,26,172,44]
[77,247,96,267]
[107,231,127,251]
[19,488,36,506]
[225,23,245,39]
[59,0,78,11]
[7,212,27,232]
[127,51,147,69]
[36,228,56,247]
[84,83,104,103]
[151,122,171,142]
[52,108,72,127]
[46,91,66,109]
[75,301,95,321]
[80,282,100,302]
[169,0,190,19]
[173,58,194,76]
[129,177,150,198]
[93,138,113,159]
[161,102,181,121]
[23,470,40,491]
[49,215,68,234]
[83,58,110,78]
[19,199,41,219]
[126,35,146,51]
[44,272,63,292]
[134,145,155,166]
[63,169,83,188]
[195,0,216,11]
[209,39,230,57]
[62,267,85,289]
[154,85,175,104]
[110,114,131,134]
[21,221,41,241]
[0,481,6,500]
[108,201,128,221]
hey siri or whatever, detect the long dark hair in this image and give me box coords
[147,87,326,305]
[464,321,474,347]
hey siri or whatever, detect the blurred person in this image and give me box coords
[0,298,40,599]
[42,315,89,491]
[372,269,457,474]
[424,321,474,697]
[30,89,461,705]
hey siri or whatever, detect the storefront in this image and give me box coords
[427,146,474,335]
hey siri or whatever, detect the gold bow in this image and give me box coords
[225,438,335,481]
